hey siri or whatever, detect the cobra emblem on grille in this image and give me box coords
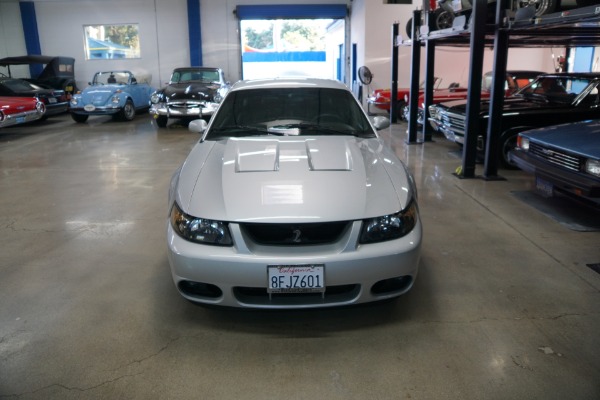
[292,229,302,243]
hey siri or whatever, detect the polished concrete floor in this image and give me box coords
[1,113,599,399]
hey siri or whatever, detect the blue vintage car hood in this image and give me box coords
[523,119,600,159]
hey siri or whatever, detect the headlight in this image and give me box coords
[359,201,418,244]
[150,93,161,104]
[428,105,438,119]
[111,96,120,104]
[70,98,78,106]
[517,136,529,151]
[214,93,223,103]
[585,159,600,177]
[170,203,233,246]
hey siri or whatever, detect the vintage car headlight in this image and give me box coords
[111,96,120,104]
[36,102,46,114]
[214,92,223,103]
[170,203,233,246]
[585,159,600,177]
[428,105,438,119]
[150,92,161,104]
[359,200,418,244]
[517,136,529,151]
[70,98,79,106]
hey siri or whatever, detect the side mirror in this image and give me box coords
[370,115,391,130]
[131,77,137,85]
[188,119,208,134]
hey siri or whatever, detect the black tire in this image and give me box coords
[432,8,455,31]
[155,115,168,128]
[514,0,557,16]
[499,133,519,170]
[119,99,136,121]
[71,113,88,123]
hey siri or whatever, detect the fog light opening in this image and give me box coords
[371,276,412,295]
[179,280,222,299]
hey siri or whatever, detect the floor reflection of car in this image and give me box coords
[150,67,230,127]
[69,70,154,123]
[167,78,422,309]
[0,77,68,117]
[0,96,46,128]
[429,72,600,168]
[509,119,600,207]
[409,70,544,124]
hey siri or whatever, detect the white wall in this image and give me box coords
[0,0,567,94]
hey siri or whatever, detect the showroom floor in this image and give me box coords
[0,113,598,399]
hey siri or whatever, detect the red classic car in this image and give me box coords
[409,70,545,124]
[367,77,454,117]
[0,96,46,128]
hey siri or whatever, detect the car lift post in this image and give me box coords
[390,22,400,124]
[407,9,422,143]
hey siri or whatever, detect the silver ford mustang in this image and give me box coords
[167,78,422,309]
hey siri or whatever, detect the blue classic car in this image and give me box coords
[69,70,154,123]
[509,119,600,206]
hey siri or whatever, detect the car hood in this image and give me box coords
[163,83,220,101]
[80,87,118,103]
[175,136,412,223]
[523,119,600,159]
[437,96,566,114]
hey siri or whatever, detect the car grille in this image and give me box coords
[168,101,204,110]
[439,110,466,134]
[241,221,350,246]
[529,142,581,172]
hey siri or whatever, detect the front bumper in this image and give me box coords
[69,105,122,116]
[167,218,422,309]
[150,101,219,118]
[509,149,600,199]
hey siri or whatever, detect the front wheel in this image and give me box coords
[71,113,88,123]
[499,133,519,170]
[432,8,454,31]
[155,115,168,127]
[119,99,136,121]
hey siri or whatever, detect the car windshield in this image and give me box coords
[205,87,376,140]
[171,70,220,84]
[1,79,38,91]
[94,72,130,85]
[515,76,595,104]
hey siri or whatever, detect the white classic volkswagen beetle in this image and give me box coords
[167,78,422,309]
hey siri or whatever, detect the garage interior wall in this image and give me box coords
[0,0,573,93]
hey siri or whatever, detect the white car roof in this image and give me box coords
[230,78,350,92]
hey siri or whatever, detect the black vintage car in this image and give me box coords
[149,67,230,127]
[0,77,69,117]
[0,55,78,97]
[429,72,600,168]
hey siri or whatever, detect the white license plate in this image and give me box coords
[535,177,554,197]
[84,104,96,112]
[268,265,325,293]
[48,97,57,103]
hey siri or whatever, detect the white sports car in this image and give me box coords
[167,78,422,309]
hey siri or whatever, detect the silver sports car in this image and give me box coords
[167,78,422,309]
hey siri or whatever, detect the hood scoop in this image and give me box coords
[230,137,354,173]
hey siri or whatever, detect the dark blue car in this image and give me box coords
[509,119,600,206]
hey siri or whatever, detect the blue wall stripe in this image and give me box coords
[19,2,43,77]
[188,0,202,66]
[235,4,347,19]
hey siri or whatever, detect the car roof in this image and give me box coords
[230,78,349,92]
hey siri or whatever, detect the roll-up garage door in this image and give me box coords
[235,4,348,20]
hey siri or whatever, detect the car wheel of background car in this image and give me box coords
[514,0,557,16]
[432,8,454,30]
[120,99,135,121]
[71,114,88,123]
[499,132,520,170]
[395,101,407,121]
[156,115,168,127]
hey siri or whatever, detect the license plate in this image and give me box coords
[84,104,96,112]
[48,98,57,103]
[535,177,554,197]
[16,116,25,123]
[268,265,325,293]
